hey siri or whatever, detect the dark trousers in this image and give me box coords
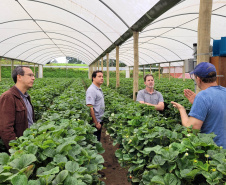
[93,122,103,142]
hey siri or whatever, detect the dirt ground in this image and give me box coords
[99,128,131,185]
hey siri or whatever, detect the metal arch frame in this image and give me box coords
[118,53,150,65]
[31,50,63,62]
[1,19,104,56]
[3,37,98,61]
[39,54,65,64]
[107,54,133,66]
[24,46,92,63]
[17,44,94,62]
[26,0,113,43]
[35,50,91,64]
[1,30,101,58]
[123,35,192,50]
[120,41,183,62]
[56,51,92,64]
[99,0,129,28]
[119,46,168,62]
[38,51,92,65]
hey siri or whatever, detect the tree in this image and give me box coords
[66,57,84,64]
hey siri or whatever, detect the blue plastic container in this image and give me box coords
[219,37,226,56]
[213,39,220,56]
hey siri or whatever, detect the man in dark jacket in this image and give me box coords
[0,66,35,150]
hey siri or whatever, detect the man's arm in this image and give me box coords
[0,94,16,149]
[171,101,203,129]
[139,101,164,111]
[87,104,101,130]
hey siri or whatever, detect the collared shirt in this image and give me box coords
[136,89,164,105]
[86,83,105,122]
[16,87,33,128]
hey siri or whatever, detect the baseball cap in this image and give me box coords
[190,62,216,78]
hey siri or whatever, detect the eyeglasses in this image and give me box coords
[24,73,35,77]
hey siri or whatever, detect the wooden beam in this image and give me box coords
[169,63,171,80]
[133,32,139,101]
[197,0,213,92]
[150,64,152,74]
[106,53,109,87]
[143,65,145,78]
[11,60,14,75]
[158,64,161,80]
[0,62,1,82]
[97,60,100,70]
[116,46,120,88]
[174,66,176,78]
[101,57,103,71]
[183,61,185,81]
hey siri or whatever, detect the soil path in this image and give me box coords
[100,128,131,185]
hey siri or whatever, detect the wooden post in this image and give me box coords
[183,61,185,81]
[21,61,22,66]
[0,61,1,82]
[158,64,161,80]
[106,53,109,86]
[34,63,35,76]
[116,46,120,88]
[174,66,176,78]
[89,64,92,79]
[169,63,171,80]
[133,32,139,101]
[150,64,152,74]
[101,57,103,71]
[97,60,100,70]
[143,65,145,78]
[11,60,14,75]
[129,66,130,78]
[197,0,213,92]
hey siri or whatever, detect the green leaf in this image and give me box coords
[65,161,79,173]
[164,173,180,185]
[152,155,166,165]
[217,164,226,175]
[82,174,93,184]
[143,145,162,155]
[9,154,36,170]
[151,175,165,185]
[195,161,209,171]
[212,153,225,163]
[11,174,28,185]
[64,175,78,185]
[37,167,59,177]
[53,154,68,164]
[95,142,105,154]
[43,147,56,157]
[27,145,38,155]
[0,153,9,165]
[56,141,76,153]
[52,170,68,185]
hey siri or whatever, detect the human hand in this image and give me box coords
[184,89,196,104]
[171,101,184,110]
[95,122,102,130]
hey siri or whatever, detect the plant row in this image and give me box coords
[83,78,226,185]
[0,79,105,185]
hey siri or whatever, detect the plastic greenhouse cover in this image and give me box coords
[0,0,226,67]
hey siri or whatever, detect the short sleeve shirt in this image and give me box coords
[188,86,226,148]
[136,89,164,105]
[86,83,105,122]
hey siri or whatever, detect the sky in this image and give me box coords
[56,57,67,63]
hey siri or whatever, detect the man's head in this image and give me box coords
[92,70,104,86]
[12,66,35,89]
[190,62,217,83]
[144,74,154,88]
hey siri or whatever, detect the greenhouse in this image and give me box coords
[0,0,226,184]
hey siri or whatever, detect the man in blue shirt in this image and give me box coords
[171,62,226,148]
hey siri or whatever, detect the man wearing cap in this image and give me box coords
[171,62,226,149]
